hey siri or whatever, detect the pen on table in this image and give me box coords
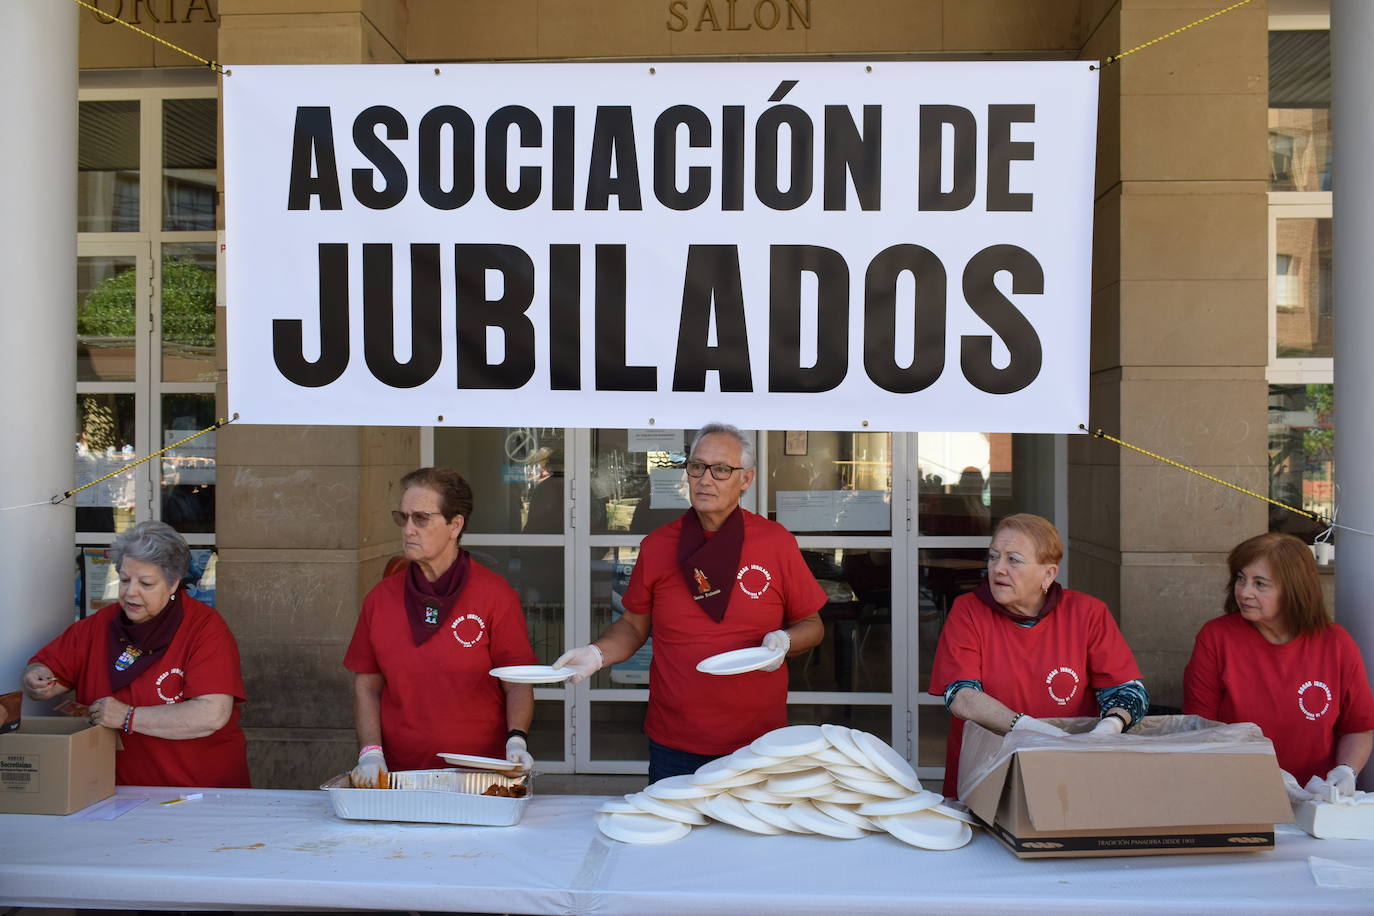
[159,793,203,806]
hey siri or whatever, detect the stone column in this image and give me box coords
[0,0,77,709]
[1332,0,1374,788]
[217,1,414,788]
[1072,1,1270,708]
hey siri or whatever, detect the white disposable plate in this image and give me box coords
[643,773,715,800]
[821,723,872,768]
[699,793,785,835]
[727,783,789,804]
[836,773,909,799]
[812,799,879,831]
[598,811,692,845]
[488,664,576,684]
[750,724,829,758]
[765,768,832,796]
[876,809,973,850]
[728,746,784,770]
[742,799,810,834]
[695,645,786,676]
[598,798,639,814]
[852,730,920,791]
[754,759,815,775]
[625,791,710,825]
[932,800,981,825]
[689,755,746,786]
[825,762,879,782]
[785,800,867,839]
[807,745,853,766]
[813,786,881,805]
[857,790,943,817]
[436,752,523,772]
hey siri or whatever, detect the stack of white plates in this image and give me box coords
[596,723,976,849]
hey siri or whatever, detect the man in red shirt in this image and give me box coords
[557,423,826,782]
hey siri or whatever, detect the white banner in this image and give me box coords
[224,62,1096,432]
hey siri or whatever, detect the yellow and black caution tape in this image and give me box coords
[1080,424,1324,524]
[53,414,240,505]
[1092,0,1256,69]
[72,0,223,73]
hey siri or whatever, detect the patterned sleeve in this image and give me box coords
[1095,679,1149,730]
[942,679,983,711]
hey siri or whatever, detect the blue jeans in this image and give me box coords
[647,739,720,784]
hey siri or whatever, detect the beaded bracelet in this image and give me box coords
[122,706,136,734]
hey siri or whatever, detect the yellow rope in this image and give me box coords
[72,0,223,73]
[1079,424,1326,525]
[57,414,239,504]
[1092,0,1256,69]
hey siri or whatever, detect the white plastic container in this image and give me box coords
[321,768,532,826]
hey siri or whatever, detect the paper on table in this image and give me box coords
[1308,856,1374,889]
[68,797,147,820]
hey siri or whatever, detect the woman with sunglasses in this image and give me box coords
[343,468,537,787]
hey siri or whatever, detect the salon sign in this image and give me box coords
[223,61,1097,432]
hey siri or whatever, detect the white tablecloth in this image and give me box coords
[2,786,1371,914]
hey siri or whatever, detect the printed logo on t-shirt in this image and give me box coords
[155,667,186,704]
[1044,666,1081,705]
[1297,679,1333,721]
[736,564,773,599]
[451,613,487,648]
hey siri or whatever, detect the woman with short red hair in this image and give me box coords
[1184,532,1374,794]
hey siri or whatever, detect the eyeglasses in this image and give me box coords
[684,461,749,481]
[391,509,446,528]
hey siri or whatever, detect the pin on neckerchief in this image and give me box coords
[424,603,440,626]
[114,645,142,671]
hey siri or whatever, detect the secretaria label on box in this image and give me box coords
[1,754,39,793]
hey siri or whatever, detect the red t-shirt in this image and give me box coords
[343,561,537,769]
[1183,613,1374,785]
[31,596,250,788]
[623,509,827,755]
[928,589,1142,797]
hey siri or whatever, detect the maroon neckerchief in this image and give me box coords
[107,591,186,692]
[404,551,471,646]
[973,580,1063,625]
[677,507,745,623]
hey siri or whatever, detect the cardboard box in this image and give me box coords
[0,716,116,815]
[959,715,1294,858]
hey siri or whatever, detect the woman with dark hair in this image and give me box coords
[22,520,249,787]
[344,468,538,787]
[1184,532,1374,793]
[929,513,1148,797]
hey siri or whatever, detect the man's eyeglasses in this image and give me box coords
[684,461,749,481]
[391,510,446,528]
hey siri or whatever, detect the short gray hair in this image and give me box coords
[110,520,190,588]
[689,423,755,469]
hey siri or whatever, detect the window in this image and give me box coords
[75,78,220,616]
[1267,19,1332,534]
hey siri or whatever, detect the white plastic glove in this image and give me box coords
[1090,715,1125,735]
[1326,764,1357,799]
[505,735,534,771]
[759,629,791,671]
[1280,769,1315,804]
[350,746,388,789]
[554,644,604,684]
[1011,714,1069,737]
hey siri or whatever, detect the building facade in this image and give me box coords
[58,0,1328,788]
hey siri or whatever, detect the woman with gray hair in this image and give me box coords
[22,520,249,787]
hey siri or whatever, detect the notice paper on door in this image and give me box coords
[776,490,889,532]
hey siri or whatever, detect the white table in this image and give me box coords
[2,786,1371,914]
